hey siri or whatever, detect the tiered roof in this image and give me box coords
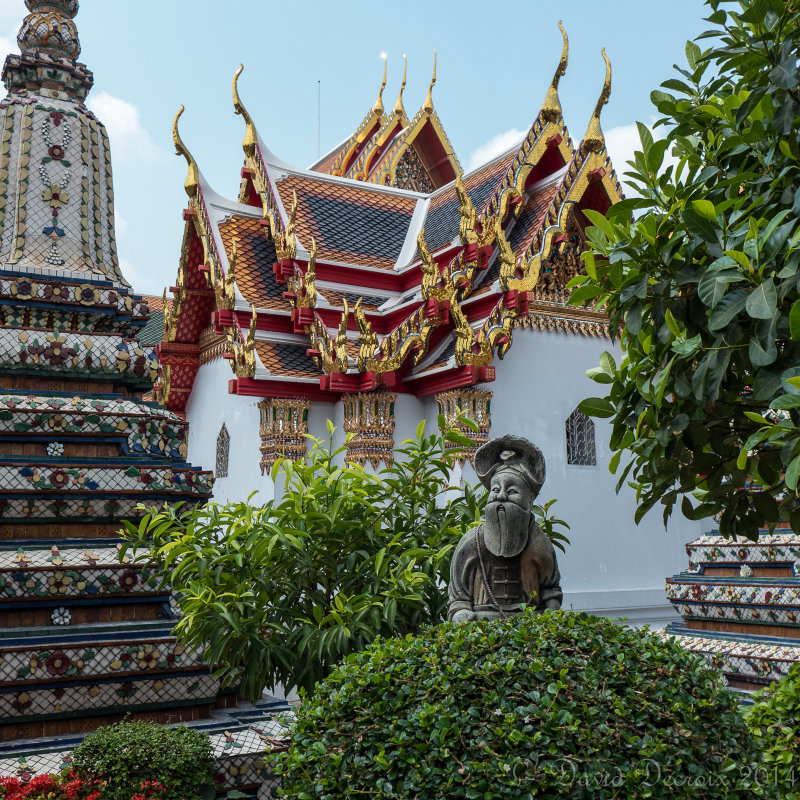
[157,28,622,412]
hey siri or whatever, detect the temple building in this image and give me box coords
[157,32,702,627]
[0,2,285,790]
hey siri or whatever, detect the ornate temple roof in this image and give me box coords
[158,29,622,412]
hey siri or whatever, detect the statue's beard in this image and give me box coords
[484,501,530,557]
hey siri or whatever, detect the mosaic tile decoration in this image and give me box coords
[667,578,800,609]
[0,673,219,719]
[659,630,800,682]
[0,495,160,523]
[685,533,800,574]
[0,328,157,381]
[0,463,212,496]
[0,636,202,684]
[0,393,190,459]
[0,275,148,321]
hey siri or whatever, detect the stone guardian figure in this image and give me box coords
[448,435,562,622]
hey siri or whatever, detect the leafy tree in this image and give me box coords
[569,0,800,538]
[124,421,493,698]
[276,610,773,799]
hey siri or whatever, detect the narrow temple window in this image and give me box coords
[565,408,596,466]
[216,423,230,478]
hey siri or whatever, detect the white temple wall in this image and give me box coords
[185,358,272,505]
[462,327,701,627]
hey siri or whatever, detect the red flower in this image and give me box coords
[119,571,139,590]
[765,591,773,603]
[139,472,154,485]
[49,470,69,489]
[48,144,65,160]
[45,652,71,676]
[50,111,63,126]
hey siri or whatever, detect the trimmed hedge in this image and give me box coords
[70,720,214,800]
[747,661,800,799]
[277,610,773,799]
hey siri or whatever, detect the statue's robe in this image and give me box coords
[447,517,562,620]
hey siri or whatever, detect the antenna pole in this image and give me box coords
[317,80,321,159]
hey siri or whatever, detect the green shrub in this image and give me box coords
[122,420,489,698]
[747,661,800,799]
[276,610,773,799]
[70,720,214,800]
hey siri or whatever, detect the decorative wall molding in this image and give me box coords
[342,392,396,468]
[258,398,310,474]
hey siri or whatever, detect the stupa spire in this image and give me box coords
[3,0,93,102]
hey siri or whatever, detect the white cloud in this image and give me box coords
[0,31,16,65]
[468,128,525,172]
[86,91,161,162]
[604,120,678,197]
[114,211,128,238]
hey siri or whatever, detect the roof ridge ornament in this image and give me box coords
[172,106,199,197]
[423,49,437,116]
[373,56,388,116]
[581,49,612,154]
[233,64,259,157]
[393,54,407,117]
[542,22,568,123]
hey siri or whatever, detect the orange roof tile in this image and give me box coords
[218,215,287,311]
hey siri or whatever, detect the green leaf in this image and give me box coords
[664,307,683,337]
[789,300,800,339]
[578,397,615,419]
[745,278,777,319]
[708,290,748,330]
[692,199,716,220]
[786,455,800,491]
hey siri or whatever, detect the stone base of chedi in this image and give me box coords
[663,524,800,693]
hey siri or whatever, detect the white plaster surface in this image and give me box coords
[185,358,273,505]
[188,329,701,630]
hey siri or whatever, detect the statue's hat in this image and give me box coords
[475,435,545,494]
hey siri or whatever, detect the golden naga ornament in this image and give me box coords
[333,299,350,373]
[243,305,258,379]
[496,219,518,291]
[417,227,449,301]
[297,236,317,309]
[354,297,378,371]
[455,174,479,245]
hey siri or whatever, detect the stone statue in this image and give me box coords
[448,435,562,622]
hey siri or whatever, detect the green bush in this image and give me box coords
[747,661,800,799]
[122,420,491,698]
[70,720,214,800]
[276,610,773,799]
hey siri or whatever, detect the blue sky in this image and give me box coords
[0,0,708,295]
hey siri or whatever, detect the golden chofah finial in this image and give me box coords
[542,22,569,122]
[172,106,199,197]
[423,49,437,115]
[393,54,407,117]
[233,65,259,156]
[373,56,388,116]
[582,49,612,154]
